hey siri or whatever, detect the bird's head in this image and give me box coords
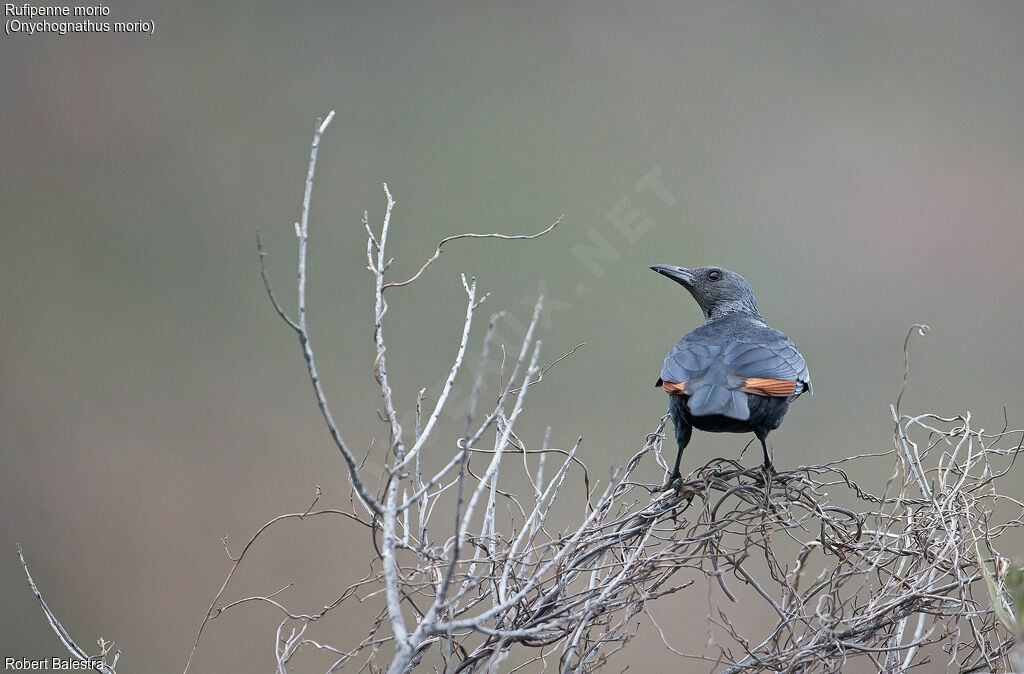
[649,265,762,321]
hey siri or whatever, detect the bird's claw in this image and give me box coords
[754,463,779,501]
[653,473,683,495]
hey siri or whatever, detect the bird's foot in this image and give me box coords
[654,472,683,495]
[755,462,777,500]
[751,464,776,483]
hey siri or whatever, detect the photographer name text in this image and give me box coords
[5,658,103,671]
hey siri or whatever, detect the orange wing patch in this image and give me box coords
[661,381,688,395]
[739,378,798,397]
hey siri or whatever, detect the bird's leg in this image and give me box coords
[759,434,776,477]
[756,433,777,500]
[659,424,691,493]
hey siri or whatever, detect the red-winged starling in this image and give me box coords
[650,265,811,488]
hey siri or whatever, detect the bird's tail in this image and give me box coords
[687,385,750,421]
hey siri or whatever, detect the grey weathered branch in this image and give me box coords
[381,216,564,292]
[257,110,383,517]
[17,545,121,674]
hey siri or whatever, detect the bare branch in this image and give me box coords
[183,498,370,673]
[257,111,383,517]
[18,545,120,674]
[381,216,564,291]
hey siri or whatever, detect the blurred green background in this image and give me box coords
[2,2,1023,671]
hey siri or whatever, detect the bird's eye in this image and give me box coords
[708,270,722,281]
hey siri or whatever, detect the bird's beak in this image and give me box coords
[649,264,694,287]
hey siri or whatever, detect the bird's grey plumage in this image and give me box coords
[660,315,811,420]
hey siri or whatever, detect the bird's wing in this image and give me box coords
[660,328,811,397]
[721,336,812,396]
[660,338,724,389]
